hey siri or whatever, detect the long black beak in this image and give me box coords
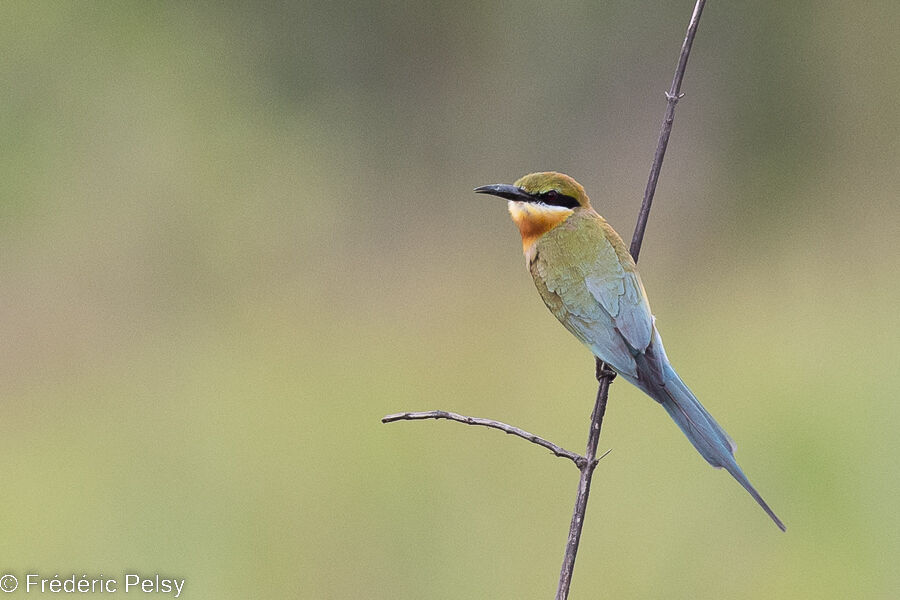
[474,184,533,202]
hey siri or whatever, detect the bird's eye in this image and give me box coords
[538,189,579,208]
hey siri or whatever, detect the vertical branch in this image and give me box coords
[631,0,707,262]
[555,361,614,600]
[555,1,707,598]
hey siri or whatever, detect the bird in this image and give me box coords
[475,171,785,531]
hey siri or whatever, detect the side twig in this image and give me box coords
[382,410,586,467]
[554,1,707,598]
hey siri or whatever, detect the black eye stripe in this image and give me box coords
[535,191,580,209]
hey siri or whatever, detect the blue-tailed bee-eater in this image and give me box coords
[475,171,785,531]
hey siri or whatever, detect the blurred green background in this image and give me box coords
[1,2,898,598]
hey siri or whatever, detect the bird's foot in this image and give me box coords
[594,360,617,382]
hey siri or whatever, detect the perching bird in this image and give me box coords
[475,171,785,531]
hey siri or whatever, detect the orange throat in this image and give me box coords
[508,202,574,253]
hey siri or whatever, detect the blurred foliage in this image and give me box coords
[0,2,898,598]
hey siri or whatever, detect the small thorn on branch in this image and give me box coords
[593,448,613,467]
[382,410,586,467]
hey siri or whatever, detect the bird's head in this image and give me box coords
[475,171,592,252]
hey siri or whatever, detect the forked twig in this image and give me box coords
[383,2,708,597]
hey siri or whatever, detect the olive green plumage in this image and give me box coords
[514,171,590,206]
[529,209,652,380]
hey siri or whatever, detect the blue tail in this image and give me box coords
[648,362,786,531]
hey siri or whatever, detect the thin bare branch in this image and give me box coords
[556,362,615,600]
[631,0,707,263]
[383,4,707,598]
[382,410,586,467]
[555,2,708,597]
